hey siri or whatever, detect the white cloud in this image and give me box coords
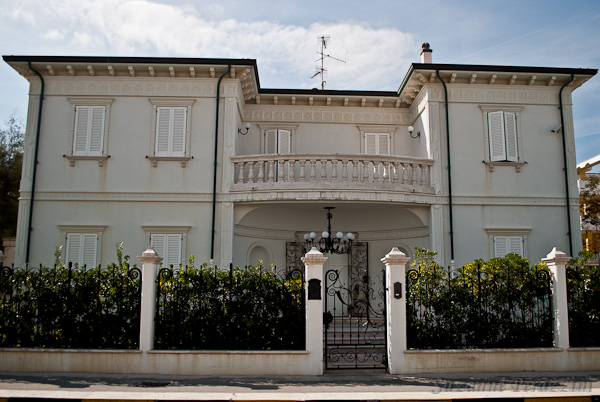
[4,0,418,90]
[42,29,64,41]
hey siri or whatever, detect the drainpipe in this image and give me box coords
[25,62,45,265]
[436,70,455,262]
[210,65,231,266]
[559,74,575,257]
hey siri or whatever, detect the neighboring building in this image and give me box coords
[3,45,597,273]
[579,171,600,257]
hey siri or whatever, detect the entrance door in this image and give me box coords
[323,242,387,369]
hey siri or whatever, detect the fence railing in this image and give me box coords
[231,153,435,193]
[567,264,600,347]
[406,255,553,349]
[0,262,141,349]
[154,263,305,350]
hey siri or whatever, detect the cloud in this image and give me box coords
[42,29,64,41]
[4,0,418,90]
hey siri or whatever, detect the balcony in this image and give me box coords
[230,154,434,194]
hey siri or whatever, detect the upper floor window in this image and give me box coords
[74,106,105,156]
[487,111,517,162]
[66,97,113,166]
[364,132,391,155]
[480,105,524,172]
[264,129,291,154]
[148,98,195,167]
[155,106,186,157]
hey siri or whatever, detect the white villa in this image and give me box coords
[3,45,597,272]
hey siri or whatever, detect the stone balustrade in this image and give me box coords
[230,154,434,193]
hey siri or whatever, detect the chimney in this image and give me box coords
[420,43,432,63]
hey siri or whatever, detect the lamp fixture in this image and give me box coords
[238,122,251,135]
[304,207,355,254]
[407,125,420,138]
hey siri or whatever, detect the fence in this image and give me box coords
[0,262,141,349]
[155,263,305,350]
[406,252,553,349]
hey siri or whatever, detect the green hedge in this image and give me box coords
[567,252,600,347]
[155,263,305,350]
[406,248,552,349]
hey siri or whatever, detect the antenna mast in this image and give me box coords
[311,35,346,90]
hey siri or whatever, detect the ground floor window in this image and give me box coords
[486,229,529,258]
[66,233,99,267]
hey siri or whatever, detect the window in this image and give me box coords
[155,107,186,157]
[148,98,195,167]
[73,106,105,156]
[480,105,524,172]
[493,236,523,257]
[264,129,291,154]
[59,225,105,267]
[67,97,113,166]
[150,233,183,268]
[143,226,190,268]
[66,233,98,267]
[487,111,517,162]
[486,229,529,258]
[364,132,391,155]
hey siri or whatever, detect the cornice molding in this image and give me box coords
[33,78,239,98]
[244,106,410,124]
[234,225,429,241]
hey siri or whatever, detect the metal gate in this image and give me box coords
[323,243,387,369]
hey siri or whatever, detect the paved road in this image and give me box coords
[1,370,599,400]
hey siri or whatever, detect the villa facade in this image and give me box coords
[3,46,597,273]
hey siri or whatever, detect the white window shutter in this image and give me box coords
[82,233,98,267]
[166,234,182,268]
[278,130,291,154]
[494,236,509,258]
[88,106,105,156]
[73,106,90,156]
[171,107,186,156]
[365,133,377,154]
[488,111,506,162]
[504,112,518,162]
[155,108,171,156]
[150,234,167,264]
[508,236,523,255]
[265,129,277,154]
[378,133,391,155]
[66,233,82,266]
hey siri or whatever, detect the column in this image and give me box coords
[381,247,411,374]
[137,246,163,351]
[542,247,571,350]
[302,247,328,375]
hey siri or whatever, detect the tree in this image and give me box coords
[0,114,24,243]
[580,174,600,256]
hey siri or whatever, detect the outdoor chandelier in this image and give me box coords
[304,207,355,254]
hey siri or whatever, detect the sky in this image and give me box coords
[1,0,599,167]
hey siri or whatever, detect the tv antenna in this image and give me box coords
[311,35,346,90]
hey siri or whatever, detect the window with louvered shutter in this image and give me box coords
[364,133,390,155]
[66,233,98,267]
[494,235,523,257]
[487,111,518,162]
[155,107,187,157]
[504,112,518,162]
[488,111,506,162]
[278,130,291,154]
[151,233,182,268]
[73,106,105,156]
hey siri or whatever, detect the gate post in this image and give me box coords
[137,246,163,352]
[542,247,571,350]
[382,247,410,374]
[302,247,327,375]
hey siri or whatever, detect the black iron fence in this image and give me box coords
[155,263,305,350]
[0,262,141,348]
[567,263,600,347]
[406,250,552,349]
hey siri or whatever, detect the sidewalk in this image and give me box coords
[1,370,599,401]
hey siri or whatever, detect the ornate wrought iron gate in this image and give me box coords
[323,243,387,369]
